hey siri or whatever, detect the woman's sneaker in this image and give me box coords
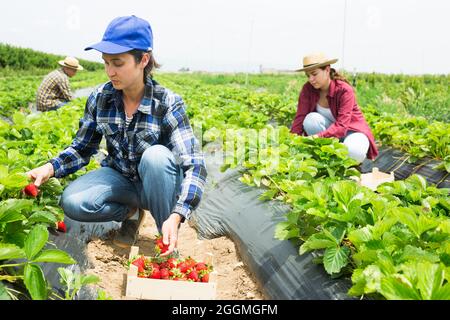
[113,208,145,248]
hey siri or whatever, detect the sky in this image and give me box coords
[1,0,449,74]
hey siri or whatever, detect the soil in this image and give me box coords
[84,211,266,300]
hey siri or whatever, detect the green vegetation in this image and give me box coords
[0,45,449,300]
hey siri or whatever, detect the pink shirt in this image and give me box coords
[291,80,378,160]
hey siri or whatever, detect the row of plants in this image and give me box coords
[157,74,450,170]
[1,69,448,300]
[154,76,450,299]
[364,106,450,171]
[0,100,106,300]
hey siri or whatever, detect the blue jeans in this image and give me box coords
[60,145,183,233]
[303,112,370,163]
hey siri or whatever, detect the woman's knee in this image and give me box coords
[139,145,176,174]
[343,133,369,163]
[60,188,87,221]
[303,112,326,136]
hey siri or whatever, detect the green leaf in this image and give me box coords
[0,211,25,224]
[258,188,278,201]
[24,224,48,260]
[0,165,8,179]
[348,226,373,247]
[0,173,28,189]
[27,211,58,224]
[299,233,336,254]
[323,224,347,245]
[58,267,75,297]
[432,283,450,300]
[0,199,33,221]
[416,262,444,300]
[80,274,100,286]
[32,249,76,264]
[379,276,422,300]
[0,243,26,261]
[400,246,440,264]
[24,264,47,300]
[38,177,63,195]
[438,220,450,234]
[395,207,438,238]
[0,282,11,300]
[323,246,350,274]
[274,222,299,240]
[361,264,383,293]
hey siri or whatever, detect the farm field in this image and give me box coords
[0,45,449,300]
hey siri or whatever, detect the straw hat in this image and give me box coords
[58,56,84,70]
[296,53,338,72]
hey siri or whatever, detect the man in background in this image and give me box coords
[36,56,83,111]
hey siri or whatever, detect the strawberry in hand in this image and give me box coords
[154,235,169,254]
[23,183,39,197]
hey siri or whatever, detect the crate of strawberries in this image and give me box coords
[125,239,216,300]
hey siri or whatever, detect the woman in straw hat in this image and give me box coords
[27,15,206,255]
[291,53,378,163]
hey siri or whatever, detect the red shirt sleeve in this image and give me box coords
[317,89,355,138]
[290,84,310,136]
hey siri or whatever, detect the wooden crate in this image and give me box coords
[358,167,395,191]
[125,246,217,300]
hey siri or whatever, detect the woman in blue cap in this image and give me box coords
[27,16,207,255]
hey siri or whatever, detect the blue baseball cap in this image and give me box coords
[85,15,153,54]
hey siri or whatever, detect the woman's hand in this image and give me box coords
[160,213,182,257]
[26,163,54,187]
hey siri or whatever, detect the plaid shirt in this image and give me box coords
[49,78,207,220]
[36,68,73,111]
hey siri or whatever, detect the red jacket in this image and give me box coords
[291,80,378,160]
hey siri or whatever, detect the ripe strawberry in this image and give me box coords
[187,269,199,282]
[201,273,209,283]
[160,268,170,279]
[167,257,178,269]
[185,257,197,269]
[178,261,190,274]
[150,262,160,270]
[132,256,146,273]
[56,221,67,233]
[195,262,208,272]
[23,183,39,197]
[149,268,161,279]
[155,237,169,254]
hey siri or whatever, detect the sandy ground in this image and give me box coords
[84,211,266,300]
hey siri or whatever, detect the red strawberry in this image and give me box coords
[178,261,190,274]
[56,221,67,233]
[160,268,170,279]
[132,256,146,273]
[23,183,39,197]
[167,257,178,269]
[195,262,208,272]
[150,262,160,270]
[201,273,209,283]
[187,269,199,282]
[149,268,161,279]
[155,237,169,254]
[185,257,197,269]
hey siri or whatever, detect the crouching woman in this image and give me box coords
[291,53,378,163]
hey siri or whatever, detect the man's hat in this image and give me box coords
[296,53,338,72]
[85,15,153,54]
[58,56,84,70]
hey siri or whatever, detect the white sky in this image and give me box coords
[1,0,449,74]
